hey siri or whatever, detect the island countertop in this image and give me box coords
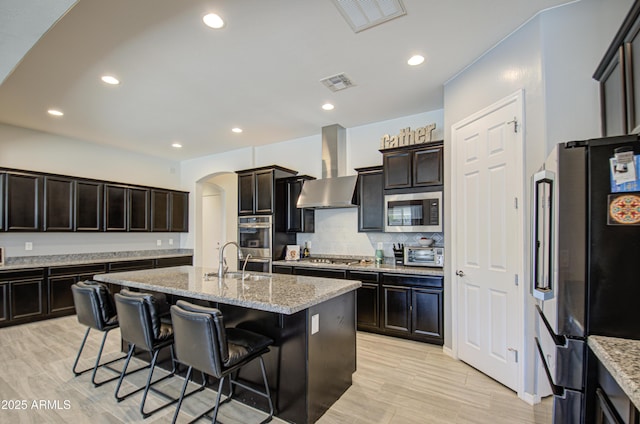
[93,265,361,315]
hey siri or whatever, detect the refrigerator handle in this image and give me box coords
[531,169,555,301]
[536,305,566,346]
[535,337,564,396]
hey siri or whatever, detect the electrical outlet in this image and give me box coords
[169,239,174,245]
[25,242,33,251]
[157,240,162,246]
[311,314,319,334]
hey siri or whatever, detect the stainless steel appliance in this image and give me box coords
[532,135,640,423]
[384,191,442,232]
[237,215,272,272]
[403,246,444,267]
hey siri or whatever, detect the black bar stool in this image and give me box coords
[71,281,128,387]
[170,300,274,424]
[113,289,193,418]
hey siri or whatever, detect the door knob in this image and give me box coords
[456,270,465,277]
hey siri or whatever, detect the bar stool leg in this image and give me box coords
[72,327,92,376]
[171,366,193,424]
[115,343,136,402]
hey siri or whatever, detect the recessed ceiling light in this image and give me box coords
[408,55,425,66]
[101,75,120,85]
[322,103,335,111]
[172,143,183,148]
[232,127,243,133]
[203,13,224,29]
[48,109,64,116]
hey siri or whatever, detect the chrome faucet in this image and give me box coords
[241,254,252,280]
[218,241,243,278]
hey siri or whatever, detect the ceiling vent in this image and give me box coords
[331,0,407,33]
[320,73,355,92]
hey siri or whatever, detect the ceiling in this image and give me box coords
[0,0,575,161]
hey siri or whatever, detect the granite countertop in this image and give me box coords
[272,259,444,277]
[94,265,361,315]
[589,335,640,410]
[0,249,193,270]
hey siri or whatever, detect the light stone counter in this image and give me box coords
[272,259,444,276]
[589,335,640,410]
[94,265,361,315]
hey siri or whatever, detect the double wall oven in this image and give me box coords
[237,216,272,273]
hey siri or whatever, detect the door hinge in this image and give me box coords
[514,197,518,209]
[514,274,519,286]
[508,347,518,363]
[507,117,519,133]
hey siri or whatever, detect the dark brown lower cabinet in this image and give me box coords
[0,283,7,323]
[48,263,108,316]
[382,285,411,334]
[412,288,443,340]
[591,348,640,424]
[11,278,45,321]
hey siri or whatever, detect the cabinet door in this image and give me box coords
[48,275,76,314]
[104,184,127,231]
[0,173,4,231]
[255,170,274,214]
[0,283,7,323]
[413,146,443,186]
[238,172,255,215]
[151,189,170,231]
[383,151,412,189]
[286,179,303,232]
[600,46,627,137]
[411,288,443,342]
[44,176,74,231]
[10,278,45,320]
[129,187,150,231]
[5,172,42,231]
[625,20,640,134]
[76,180,102,231]
[357,169,384,232]
[170,191,188,232]
[357,283,379,329]
[382,285,410,334]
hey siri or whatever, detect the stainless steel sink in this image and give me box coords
[224,272,272,281]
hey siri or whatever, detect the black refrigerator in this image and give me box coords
[532,134,640,423]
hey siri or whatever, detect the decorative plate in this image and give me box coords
[608,194,640,225]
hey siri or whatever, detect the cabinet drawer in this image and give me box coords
[155,256,193,268]
[272,265,294,275]
[382,273,443,288]
[348,270,380,283]
[294,267,347,279]
[0,268,46,282]
[108,259,155,272]
[48,263,107,277]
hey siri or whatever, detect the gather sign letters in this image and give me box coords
[379,123,436,150]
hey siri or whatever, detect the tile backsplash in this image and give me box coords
[295,208,443,260]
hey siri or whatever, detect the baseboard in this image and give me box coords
[519,391,540,405]
[442,345,454,358]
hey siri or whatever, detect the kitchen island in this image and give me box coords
[94,266,360,424]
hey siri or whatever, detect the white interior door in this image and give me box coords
[452,92,523,392]
[202,193,223,269]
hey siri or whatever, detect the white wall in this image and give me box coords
[443,0,632,400]
[0,123,183,257]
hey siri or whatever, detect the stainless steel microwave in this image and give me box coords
[384,191,442,232]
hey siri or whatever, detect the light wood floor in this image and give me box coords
[0,316,551,423]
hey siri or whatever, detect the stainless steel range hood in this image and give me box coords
[296,124,358,209]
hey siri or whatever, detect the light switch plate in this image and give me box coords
[311,314,319,334]
[157,240,162,246]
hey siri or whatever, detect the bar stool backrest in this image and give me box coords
[71,281,117,331]
[114,290,165,351]
[170,300,230,378]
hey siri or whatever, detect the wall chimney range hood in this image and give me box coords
[296,124,358,209]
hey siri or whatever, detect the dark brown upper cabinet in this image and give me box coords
[75,180,103,231]
[355,166,384,232]
[5,171,42,231]
[236,166,297,216]
[594,1,640,135]
[382,142,444,190]
[285,175,315,233]
[104,184,128,231]
[170,191,188,232]
[151,189,170,231]
[128,187,150,231]
[44,176,74,231]
[0,172,4,231]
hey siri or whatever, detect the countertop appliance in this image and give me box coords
[384,191,442,232]
[532,135,640,423]
[403,246,444,267]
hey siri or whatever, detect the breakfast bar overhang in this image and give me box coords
[94,266,360,424]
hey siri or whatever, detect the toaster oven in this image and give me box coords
[404,246,444,267]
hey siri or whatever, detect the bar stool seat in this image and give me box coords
[71,281,127,387]
[170,300,274,424]
[114,289,203,418]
